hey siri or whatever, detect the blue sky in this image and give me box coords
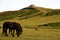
[0,0,60,12]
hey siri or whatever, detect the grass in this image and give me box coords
[0,28,60,40]
[0,13,60,40]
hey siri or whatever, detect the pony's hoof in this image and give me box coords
[12,35,14,37]
[17,35,19,37]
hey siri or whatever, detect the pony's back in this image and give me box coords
[3,22,13,28]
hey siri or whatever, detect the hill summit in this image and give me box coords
[21,4,39,10]
[29,4,37,8]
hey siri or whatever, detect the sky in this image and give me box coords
[0,0,60,12]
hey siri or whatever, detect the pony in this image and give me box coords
[2,22,23,37]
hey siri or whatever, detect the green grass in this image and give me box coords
[0,28,60,40]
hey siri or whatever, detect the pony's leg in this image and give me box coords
[16,30,19,37]
[12,30,15,37]
[17,33,19,37]
[9,28,12,35]
[11,29,12,35]
[9,29,11,34]
[5,28,8,37]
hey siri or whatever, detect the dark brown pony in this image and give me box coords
[2,22,23,37]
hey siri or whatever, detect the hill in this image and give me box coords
[0,5,60,21]
[0,5,60,27]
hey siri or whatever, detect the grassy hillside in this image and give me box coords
[0,5,60,28]
[0,5,60,21]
